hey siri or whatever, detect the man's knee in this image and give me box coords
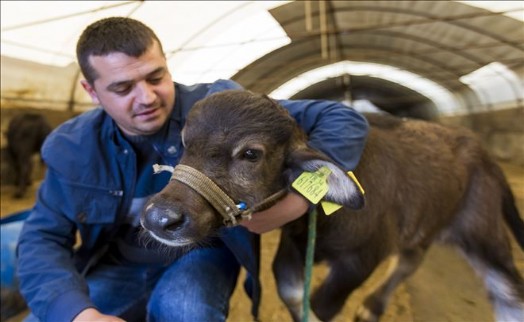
[147,246,239,322]
[147,288,229,322]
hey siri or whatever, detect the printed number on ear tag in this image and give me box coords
[292,166,331,204]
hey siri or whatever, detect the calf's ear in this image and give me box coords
[284,145,365,210]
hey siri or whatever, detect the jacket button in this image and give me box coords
[77,212,87,223]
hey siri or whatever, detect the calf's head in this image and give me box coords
[141,90,364,246]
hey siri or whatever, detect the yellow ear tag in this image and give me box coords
[293,168,364,216]
[321,201,342,215]
[347,171,365,195]
[292,166,331,204]
[322,172,364,215]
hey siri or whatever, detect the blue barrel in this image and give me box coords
[1,209,30,290]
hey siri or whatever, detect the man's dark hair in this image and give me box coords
[76,17,164,85]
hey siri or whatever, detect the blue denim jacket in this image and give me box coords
[16,80,369,322]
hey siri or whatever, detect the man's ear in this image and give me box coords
[285,144,365,210]
[80,80,100,105]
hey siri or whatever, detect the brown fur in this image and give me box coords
[142,90,524,322]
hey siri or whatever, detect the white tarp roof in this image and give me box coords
[1,1,291,84]
[1,1,523,115]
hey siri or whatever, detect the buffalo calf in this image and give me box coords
[142,90,524,322]
[5,113,51,198]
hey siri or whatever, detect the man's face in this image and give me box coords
[81,41,175,136]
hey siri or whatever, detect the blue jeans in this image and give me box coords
[24,244,240,322]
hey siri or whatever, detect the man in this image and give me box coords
[17,17,368,322]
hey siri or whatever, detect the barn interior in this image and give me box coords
[1,1,523,322]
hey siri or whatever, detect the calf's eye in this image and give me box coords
[242,149,261,162]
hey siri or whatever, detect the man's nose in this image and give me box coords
[136,82,156,106]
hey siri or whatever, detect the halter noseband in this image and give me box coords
[153,164,287,226]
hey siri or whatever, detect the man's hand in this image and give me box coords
[240,192,309,234]
[73,308,125,322]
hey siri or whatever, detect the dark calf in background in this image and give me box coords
[5,113,51,198]
[142,90,524,322]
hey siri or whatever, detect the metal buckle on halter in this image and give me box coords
[223,206,239,227]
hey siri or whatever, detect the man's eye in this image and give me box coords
[149,77,163,84]
[242,149,261,162]
[114,87,131,95]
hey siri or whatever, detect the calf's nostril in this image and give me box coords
[142,205,185,234]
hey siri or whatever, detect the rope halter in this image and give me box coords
[153,164,287,226]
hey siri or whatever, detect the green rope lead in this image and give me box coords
[302,208,318,322]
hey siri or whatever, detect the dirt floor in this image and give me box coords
[1,162,523,322]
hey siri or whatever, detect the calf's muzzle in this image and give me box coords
[142,164,287,240]
[142,202,186,240]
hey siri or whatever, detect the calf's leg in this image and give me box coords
[355,247,427,322]
[458,233,524,322]
[452,168,524,322]
[273,231,321,322]
[15,157,33,198]
[311,250,383,322]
